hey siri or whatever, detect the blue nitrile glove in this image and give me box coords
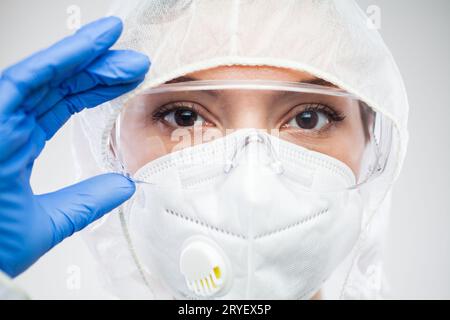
[0,16,150,277]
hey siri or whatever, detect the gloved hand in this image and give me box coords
[0,17,150,277]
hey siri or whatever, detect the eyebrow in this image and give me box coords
[164,76,198,84]
[165,75,337,87]
[164,76,220,98]
[303,78,338,88]
[163,75,338,101]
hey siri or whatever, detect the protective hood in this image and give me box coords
[73,0,409,299]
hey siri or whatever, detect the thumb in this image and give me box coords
[38,173,135,245]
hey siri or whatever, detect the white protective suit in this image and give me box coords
[73,0,409,299]
[0,270,28,299]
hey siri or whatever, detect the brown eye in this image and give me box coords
[163,108,205,127]
[174,109,198,126]
[288,110,329,130]
[296,111,318,129]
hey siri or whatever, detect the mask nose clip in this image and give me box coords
[223,131,284,175]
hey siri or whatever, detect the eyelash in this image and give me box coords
[151,102,346,126]
[151,102,202,122]
[300,103,346,122]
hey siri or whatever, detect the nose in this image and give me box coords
[225,111,268,130]
[223,130,284,175]
[220,95,273,130]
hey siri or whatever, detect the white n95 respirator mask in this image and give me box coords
[119,129,363,299]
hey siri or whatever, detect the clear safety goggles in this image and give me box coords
[109,80,393,191]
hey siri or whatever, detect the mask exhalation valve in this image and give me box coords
[179,235,232,298]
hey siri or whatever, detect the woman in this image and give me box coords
[74,0,408,299]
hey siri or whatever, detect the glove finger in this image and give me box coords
[21,85,50,113]
[0,124,45,182]
[37,173,135,245]
[32,50,150,118]
[37,79,144,140]
[0,111,36,163]
[0,16,123,115]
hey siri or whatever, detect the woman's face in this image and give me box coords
[118,66,369,176]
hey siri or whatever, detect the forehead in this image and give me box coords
[166,66,338,88]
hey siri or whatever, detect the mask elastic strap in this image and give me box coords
[118,204,156,298]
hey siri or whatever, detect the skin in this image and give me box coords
[118,66,368,177]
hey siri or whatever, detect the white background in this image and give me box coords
[0,0,449,299]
